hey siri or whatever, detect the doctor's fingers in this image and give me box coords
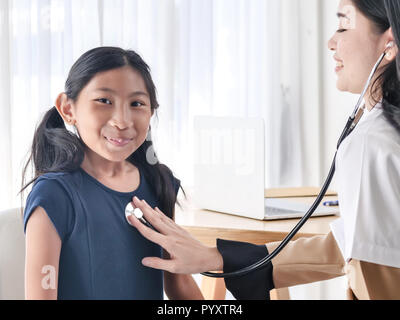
[133,197,174,234]
[154,207,186,233]
[127,214,167,248]
[141,257,177,274]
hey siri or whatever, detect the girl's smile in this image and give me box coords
[104,136,133,147]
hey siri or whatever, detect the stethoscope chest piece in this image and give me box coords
[125,201,158,231]
[125,202,144,225]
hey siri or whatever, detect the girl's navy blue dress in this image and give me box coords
[23,167,180,300]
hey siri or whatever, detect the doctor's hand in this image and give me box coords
[127,197,224,275]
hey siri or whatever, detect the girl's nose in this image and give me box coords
[111,106,133,129]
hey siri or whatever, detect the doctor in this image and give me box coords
[128,0,400,300]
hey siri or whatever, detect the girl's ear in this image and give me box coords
[55,93,76,125]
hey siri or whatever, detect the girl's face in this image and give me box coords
[61,66,153,165]
[327,0,392,95]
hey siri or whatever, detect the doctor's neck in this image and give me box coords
[365,96,377,112]
[364,85,383,112]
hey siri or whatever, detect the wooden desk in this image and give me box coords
[175,193,339,300]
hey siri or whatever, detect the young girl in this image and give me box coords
[127,0,400,300]
[20,47,203,300]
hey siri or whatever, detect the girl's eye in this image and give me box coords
[97,98,112,105]
[95,99,146,107]
[337,29,347,33]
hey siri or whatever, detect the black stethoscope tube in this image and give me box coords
[201,50,388,279]
[201,145,338,279]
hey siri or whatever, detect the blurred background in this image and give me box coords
[0,0,355,299]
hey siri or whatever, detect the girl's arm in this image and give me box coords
[163,250,204,300]
[25,206,62,300]
[164,273,204,300]
[163,208,205,300]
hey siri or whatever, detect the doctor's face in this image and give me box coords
[327,0,388,94]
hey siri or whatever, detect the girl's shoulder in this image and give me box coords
[24,170,79,240]
[34,169,82,187]
[30,169,83,203]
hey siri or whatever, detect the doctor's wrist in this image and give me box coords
[205,247,224,272]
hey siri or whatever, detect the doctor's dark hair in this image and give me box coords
[19,47,182,219]
[352,0,400,134]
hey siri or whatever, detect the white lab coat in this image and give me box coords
[224,102,400,299]
[331,102,400,268]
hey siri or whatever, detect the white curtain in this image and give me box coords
[0,0,348,301]
[0,0,322,212]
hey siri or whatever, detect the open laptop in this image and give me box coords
[193,116,339,220]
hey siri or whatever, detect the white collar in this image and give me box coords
[359,101,382,125]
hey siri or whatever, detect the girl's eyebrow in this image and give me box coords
[95,87,149,98]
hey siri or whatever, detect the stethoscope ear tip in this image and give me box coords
[387,42,395,49]
[385,42,395,54]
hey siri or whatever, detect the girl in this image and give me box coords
[127,0,400,300]
[20,47,203,300]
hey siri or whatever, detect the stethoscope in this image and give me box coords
[125,42,394,279]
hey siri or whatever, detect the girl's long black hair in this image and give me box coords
[19,47,182,219]
[353,0,400,134]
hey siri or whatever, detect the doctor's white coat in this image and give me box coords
[267,103,400,300]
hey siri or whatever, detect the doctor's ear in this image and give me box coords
[385,42,398,61]
[384,29,398,61]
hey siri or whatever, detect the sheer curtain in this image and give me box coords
[0,0,317,214]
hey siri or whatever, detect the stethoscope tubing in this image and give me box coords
[201,51,387,279]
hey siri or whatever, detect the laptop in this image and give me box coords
[193,116,339,221]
